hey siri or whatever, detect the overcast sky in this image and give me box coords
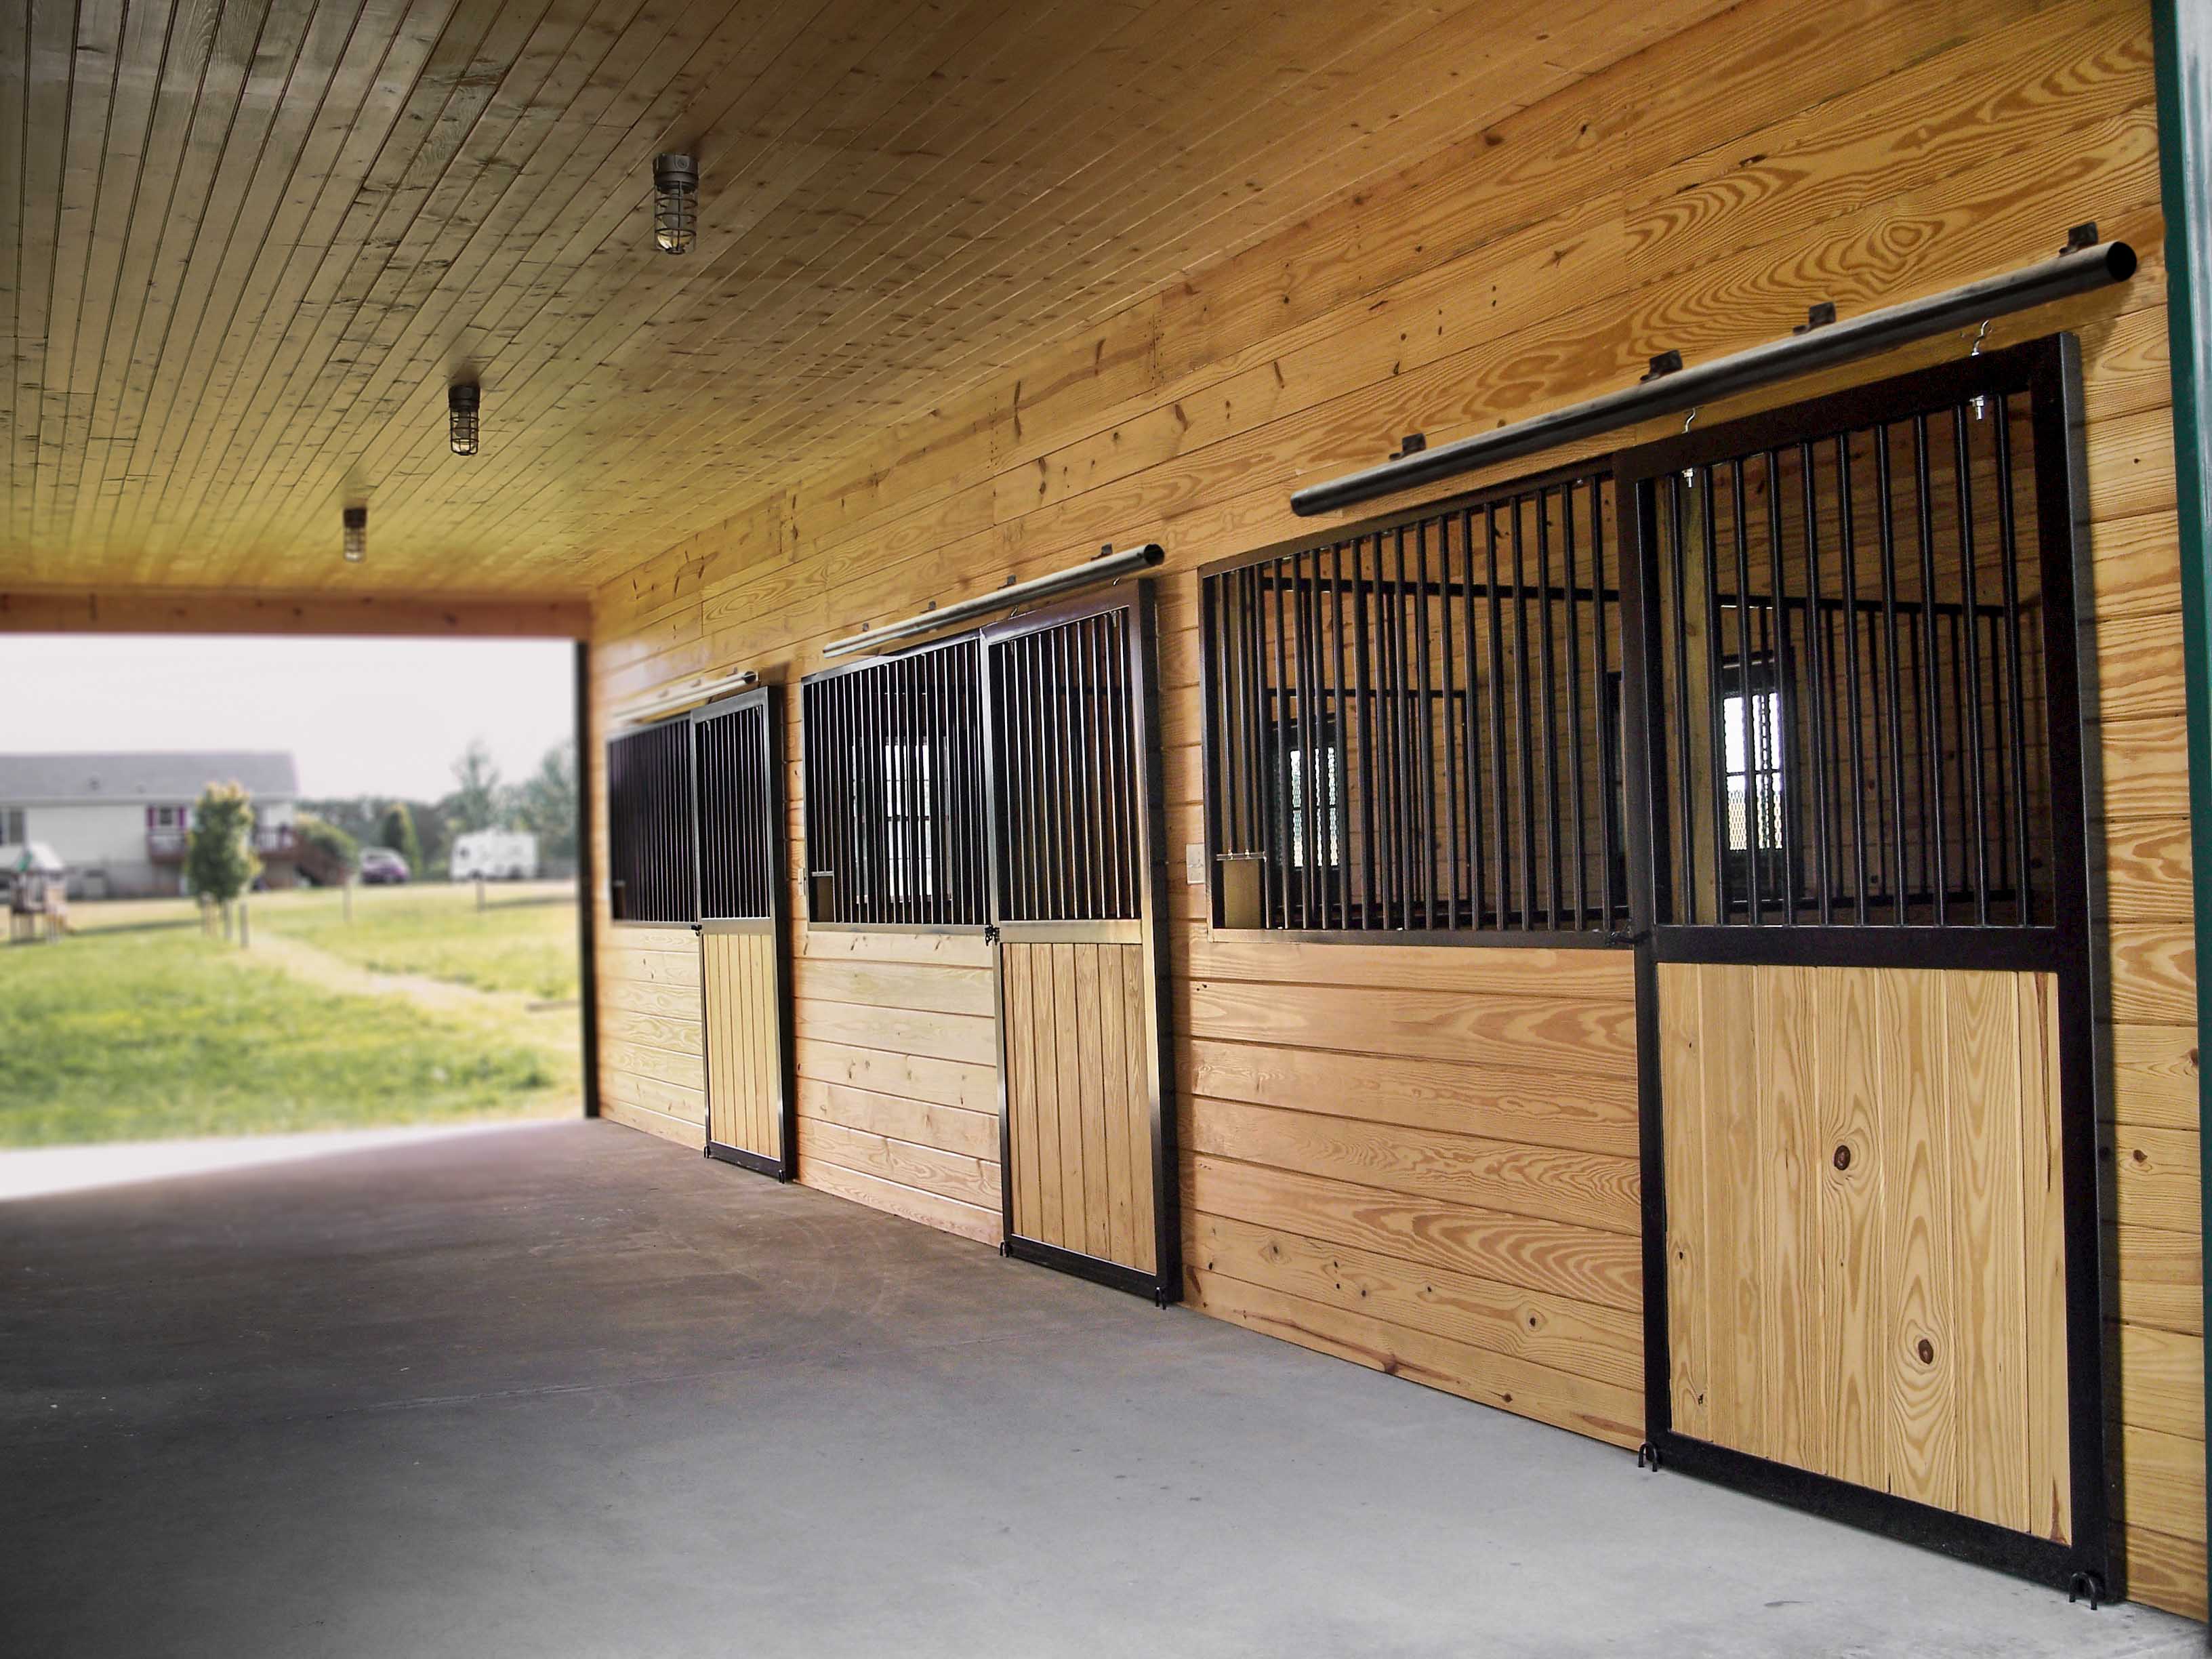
[4,634,575,801]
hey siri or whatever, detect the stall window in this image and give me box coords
[605,716,697,924]
[1201,463,1625,935]
[1641,395,2051,929]
[802,637,987,927]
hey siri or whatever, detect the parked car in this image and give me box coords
[358,846,410,884]
[450,829,539,882]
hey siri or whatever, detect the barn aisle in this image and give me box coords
[0,1120,2192,1658]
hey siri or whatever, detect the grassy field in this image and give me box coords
[1,883,581,1147]
[255,882,580,1000]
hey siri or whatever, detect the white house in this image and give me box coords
[0,752,303,899]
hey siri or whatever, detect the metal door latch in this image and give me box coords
[983,923,1001,945]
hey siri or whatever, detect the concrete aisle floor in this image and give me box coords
[0,1119,2198,1659]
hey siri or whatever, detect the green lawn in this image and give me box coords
[253,882,580,1001]
[0,924,576,1147]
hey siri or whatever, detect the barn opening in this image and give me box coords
[0,631,589,1162]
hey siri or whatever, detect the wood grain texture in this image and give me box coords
[579,0,2197,1612]
[703,929,782,1162]
[4,0,1734,594]
[1005,941,1156,1273]
[1658,963,2069,1544]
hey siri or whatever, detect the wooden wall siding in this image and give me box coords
[703,928,781,1162]
[589,0,2204,1616]
[1182,943,1645,1448]
[596,926,705,1145]
[1004,941,1156,1273]
[1658,963,2072,1542]
[1,1,1729,596]
[789,930,1002,1245]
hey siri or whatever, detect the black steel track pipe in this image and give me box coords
[1289,238,2137,517]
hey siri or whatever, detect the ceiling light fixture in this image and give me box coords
[342,506,367,563]
[653,153,697,254]
[448,383,480,455]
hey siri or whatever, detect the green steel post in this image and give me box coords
[2152,0,2212,1616]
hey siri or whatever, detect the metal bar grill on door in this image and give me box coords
[1201,465,1623,935]
[694,695,776,920]
[1640,384,2051,932]
[801,638,987,927]
[989,609,1143,922]
[606,717,696,924]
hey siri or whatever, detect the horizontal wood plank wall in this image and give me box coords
[588,0,2201,1615]
[1659,963,2071,1540]
[792,929,1002,1244]
[1183,942,1643,1448]
[596,927,705,1145]
[704,928,782,1163]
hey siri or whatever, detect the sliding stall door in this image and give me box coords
[1622,337,2108,1592]
[982,590,1178,1302]
[693,685,794,1180]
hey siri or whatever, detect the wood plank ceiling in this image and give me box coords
[5,0,1713,597]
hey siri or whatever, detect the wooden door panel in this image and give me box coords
[1004,939,1155,1275]
[704,927,782,1166]
[1659,961,2070,1542]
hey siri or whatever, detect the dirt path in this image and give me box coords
[237,932,580,1061]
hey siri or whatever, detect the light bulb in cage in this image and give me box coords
[342,506,367,563]
[653,153,697,254]
[448,383,480,455]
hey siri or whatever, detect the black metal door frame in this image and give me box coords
[1614,334,2114,1599]
[978,583,1181,1304]
[691,682,797,1181]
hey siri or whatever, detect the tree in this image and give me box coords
[293,812,359,884]
[375,801,423,873]
[510,741,577,871]
[447,740,504,834]
[186,781,260,933]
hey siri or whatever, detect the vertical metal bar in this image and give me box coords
[1994,394,2034,924]
[1700,467,1729,924]
[1460,508,1485,929]
[962,645,977,924]
[1271,556,1294,929]
[1058,626,1080,922]
[1295,550,1319,928]
[1536,488,1562,928]
[1355,539,1380,930]
[1668,474,1698,924]
[1914,413,1948,925]
[1563,480,1588,929]
[1759,451,1798,924]
[1799,440,1832,926]
[1079,619,1101,921]
[1591,478,1616,930]
[1440,512,1462,927]
[1486,506,1509,927]
[1876,426,1909,922]
[1330,541,1352,930]
[1385,529,1409,928]
[1117,609,1138,917]
[1097,615,1116,921]
[1839,434,1869,924]
[1413,517,1438,927]
[1954,405,1990,925]
[1027,635,1047,922]
[1511,497,1537,930]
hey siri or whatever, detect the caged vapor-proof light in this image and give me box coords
[448,383,480,455]
[342,506,367,563]
[653,153,698,254]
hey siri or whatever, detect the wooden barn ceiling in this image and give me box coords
[5,0,1701,596]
